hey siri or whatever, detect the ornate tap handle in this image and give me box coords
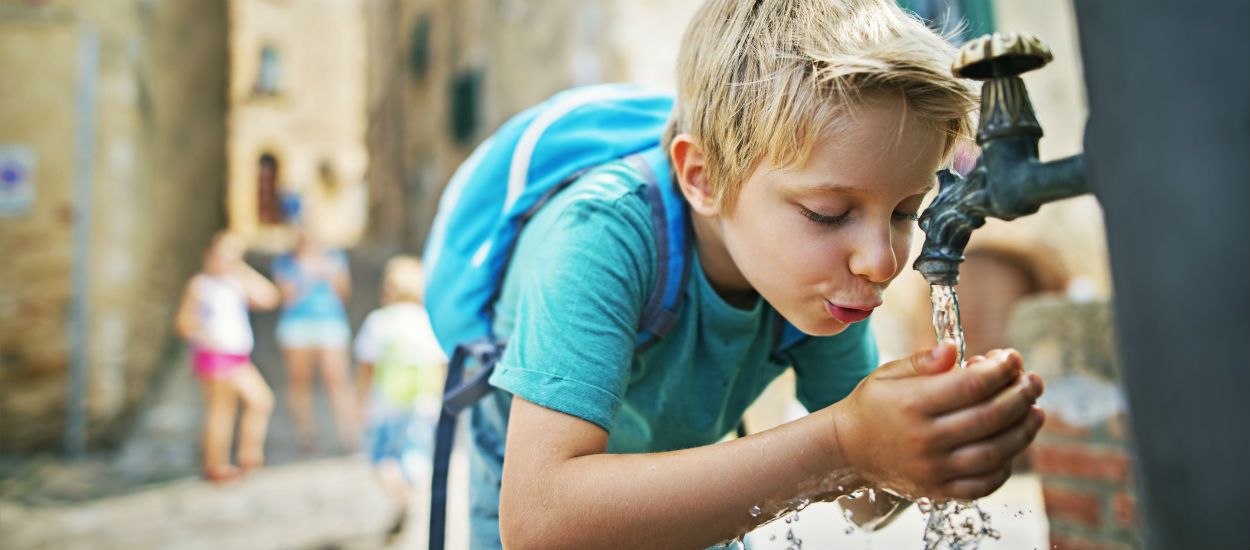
[952,31,1054,80]
[955,32,1054,144]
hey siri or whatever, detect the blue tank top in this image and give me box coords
[273,250,349,322]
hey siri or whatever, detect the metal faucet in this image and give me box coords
[914,32,1089,286]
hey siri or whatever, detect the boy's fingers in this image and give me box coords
[913,350,1022,415]
[940,407,1044,478]
[939,465,1013,501]
[931,372,1042,446]
[876,341,958,379]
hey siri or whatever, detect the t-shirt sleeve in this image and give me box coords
[354,310,384,364]
[787,320,879,412]
[488,186,653,433]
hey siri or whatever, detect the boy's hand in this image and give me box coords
[830,342,1045,501]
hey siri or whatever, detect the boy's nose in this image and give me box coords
[849,225,898,284]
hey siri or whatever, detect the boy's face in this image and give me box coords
[715,93,944,336]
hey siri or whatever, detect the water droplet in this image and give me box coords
[749,505,762,517]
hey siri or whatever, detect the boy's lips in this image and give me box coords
[825,300,876,324]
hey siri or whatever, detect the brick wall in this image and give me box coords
[1010,297,1142,550]
[1031,413,1141,549]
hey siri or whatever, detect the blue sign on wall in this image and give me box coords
[0,145,36,217]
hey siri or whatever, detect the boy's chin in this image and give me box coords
[789,315,853,338]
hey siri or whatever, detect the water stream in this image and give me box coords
[917,284,1000,550]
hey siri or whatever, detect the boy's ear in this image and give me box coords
[670,133,719,216]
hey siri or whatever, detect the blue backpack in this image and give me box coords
[420,84,807,550]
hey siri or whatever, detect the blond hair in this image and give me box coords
[382,255,425,305]
[666,0,977,210]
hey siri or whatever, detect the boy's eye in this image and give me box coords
[893,210,920,222]
[799,206,850,227]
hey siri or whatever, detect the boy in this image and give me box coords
[469,0,1046,548]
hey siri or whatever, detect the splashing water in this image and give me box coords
[919,285,1000,550]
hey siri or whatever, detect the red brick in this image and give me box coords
[1112,491,1138,527]
[1042,485,1102,527]
[1041,414,1093,439]
[1106,413,1132,442]
[1031,443,1133,482]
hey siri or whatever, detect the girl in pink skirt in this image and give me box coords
[175,231,281,482]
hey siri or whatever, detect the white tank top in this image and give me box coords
[194,274,254,354]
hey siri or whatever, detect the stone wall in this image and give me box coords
[0,0,228,451]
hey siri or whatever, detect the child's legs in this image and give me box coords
[228,364,274,466]
[281,346,318,444]
[317,345,360,449]
[200,377,240,473]
[376,458,413,508]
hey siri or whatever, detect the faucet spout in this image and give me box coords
[913,32,1091,286]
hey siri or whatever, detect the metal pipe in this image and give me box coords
[66,22,99,459]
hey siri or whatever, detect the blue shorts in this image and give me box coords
[275,317,350,349]
[367,409,434,481]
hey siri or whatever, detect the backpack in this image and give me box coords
[420,84,809,550]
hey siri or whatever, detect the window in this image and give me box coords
[255,45,281,95]
[257,153,282,224]
[449,69,482,146]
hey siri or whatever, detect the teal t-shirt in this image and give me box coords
[467,159,877,547]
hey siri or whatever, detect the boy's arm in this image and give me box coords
[499,345,1044,550]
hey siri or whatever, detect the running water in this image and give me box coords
[930,284,965,365]
[917,284,1000,550]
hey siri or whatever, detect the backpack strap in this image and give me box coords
[429,339,503,550]
[626,147,693,352]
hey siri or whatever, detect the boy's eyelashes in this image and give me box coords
[799,205,851,227]
[798,205,921,227]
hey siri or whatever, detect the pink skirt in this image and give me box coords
[193,346,251,380]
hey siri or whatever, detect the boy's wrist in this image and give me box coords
[821,401,862,480]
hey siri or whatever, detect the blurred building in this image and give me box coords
[0,0,228,451]
[363,0,703,250]
[226,0,369,250]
